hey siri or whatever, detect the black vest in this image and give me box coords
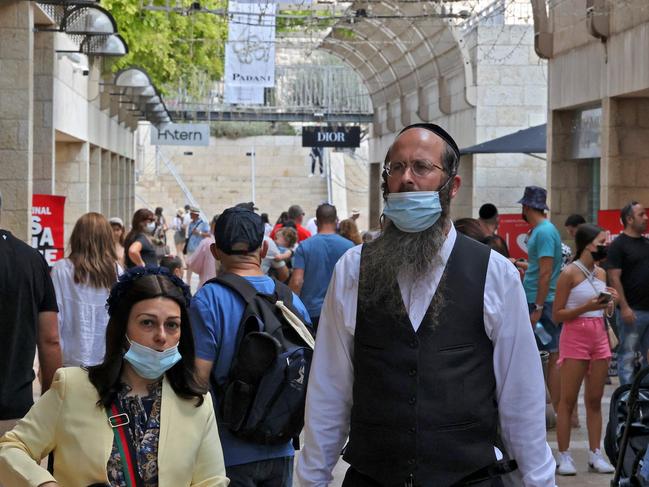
[344,233,499,487]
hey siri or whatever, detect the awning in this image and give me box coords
[461,124,546,155]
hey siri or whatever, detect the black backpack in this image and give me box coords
[205,273,315,445]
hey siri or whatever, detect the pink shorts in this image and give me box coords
[558,316,611,365]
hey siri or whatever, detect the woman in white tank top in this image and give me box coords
[552,224,618,476]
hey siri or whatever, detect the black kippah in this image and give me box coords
[398,123,461,161]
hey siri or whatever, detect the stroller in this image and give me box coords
[606,366,649,486]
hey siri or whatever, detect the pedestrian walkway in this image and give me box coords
[295,379,619,486]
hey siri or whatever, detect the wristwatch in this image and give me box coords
[533,304,544,312]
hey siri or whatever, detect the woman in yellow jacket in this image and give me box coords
[0,267,229,487]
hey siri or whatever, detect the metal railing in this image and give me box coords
[165,63,373,121]
[156,148,208,220]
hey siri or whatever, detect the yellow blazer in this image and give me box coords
[0,367,229,487]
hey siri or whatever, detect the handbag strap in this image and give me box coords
[573,260,600,294]
[106,403,143,487]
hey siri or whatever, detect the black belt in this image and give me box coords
[451,460,518,486]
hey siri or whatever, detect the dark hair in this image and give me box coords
[316,203,337,225]
[276,211,289,225]
[260,213,269,225]
[123,208,154,268]
[621,201,639,228]
[454,218,488,243]
[159,255,183,274]
[574,223,603,261]
[283,220,297,230]
[479,203,498,220]
[155,207,163,216]
[483,235,510,258]
[288,205,304,220]
[88,270,204,408]
[564,214,586,228]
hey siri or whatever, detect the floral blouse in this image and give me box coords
[107,381,162,487]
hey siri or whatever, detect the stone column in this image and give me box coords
[0,0,34,241]
[601,97,649,210]
[101,150,111,215]
[89,145,101,212]
[111,153,119,218]
[118,156,126,223]
[126,159,134,221]
[32,30,55,195]
[55,141,89,240]
[549,109,594,230]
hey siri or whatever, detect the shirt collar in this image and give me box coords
[440,222,456,268]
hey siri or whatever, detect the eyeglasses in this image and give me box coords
[384,160,445,178]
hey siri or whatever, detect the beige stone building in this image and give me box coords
[532,0,649,230]
[0,1,144,243]
[319,0,548,225]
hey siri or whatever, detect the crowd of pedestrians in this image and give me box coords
[1,123,648,487]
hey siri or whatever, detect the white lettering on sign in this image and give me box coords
[317,132,346,142]
[32,206,52,215]
[151,124,210,147]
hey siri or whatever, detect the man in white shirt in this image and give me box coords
[296,124,555,487]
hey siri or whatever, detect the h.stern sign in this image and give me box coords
[151,124,210,146]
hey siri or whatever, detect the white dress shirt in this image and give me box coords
[296,225,556,487]
[51,259,121,367]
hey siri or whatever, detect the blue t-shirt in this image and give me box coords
[190,275,311,467]
[293,233,355,318]
[186,219,210,254]
[523,219,563,303]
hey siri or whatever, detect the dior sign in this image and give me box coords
[302,126,361,148]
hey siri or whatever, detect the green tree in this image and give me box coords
[102,0,227,96]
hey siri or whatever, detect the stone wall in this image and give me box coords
[0,1,33,240]
[472,25,547,215]
[368,23,548,220]
[601,97,649,210]
[136,132,371,232]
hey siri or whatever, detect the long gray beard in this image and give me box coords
[359,217,449,328]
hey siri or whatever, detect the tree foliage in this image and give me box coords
[102,0,228,96]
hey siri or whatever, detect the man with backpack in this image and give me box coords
[190,206,313,486]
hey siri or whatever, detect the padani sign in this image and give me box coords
[31,194,65,266]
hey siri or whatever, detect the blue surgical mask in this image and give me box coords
[383,191,443,233]
[124,337,182,380]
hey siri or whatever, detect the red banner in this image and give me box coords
[31,194,66,266]
[498,213,531,260]
[598,209,649,242]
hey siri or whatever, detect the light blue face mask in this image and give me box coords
[124,337,182,380]
[383,191,443,233]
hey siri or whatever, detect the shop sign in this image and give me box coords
[302,126,361,148]
[571,107,601,159]
[151,124,210,146]
[497,213,531,260]
[31,194,66,266]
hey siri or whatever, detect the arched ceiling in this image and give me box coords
[319,0,476,113]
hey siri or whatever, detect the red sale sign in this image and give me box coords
[31,194,66,266]
[497,213,531,260]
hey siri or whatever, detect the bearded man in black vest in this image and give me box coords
[296,124,556,487]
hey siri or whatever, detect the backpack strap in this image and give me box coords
[205,273,260,305]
